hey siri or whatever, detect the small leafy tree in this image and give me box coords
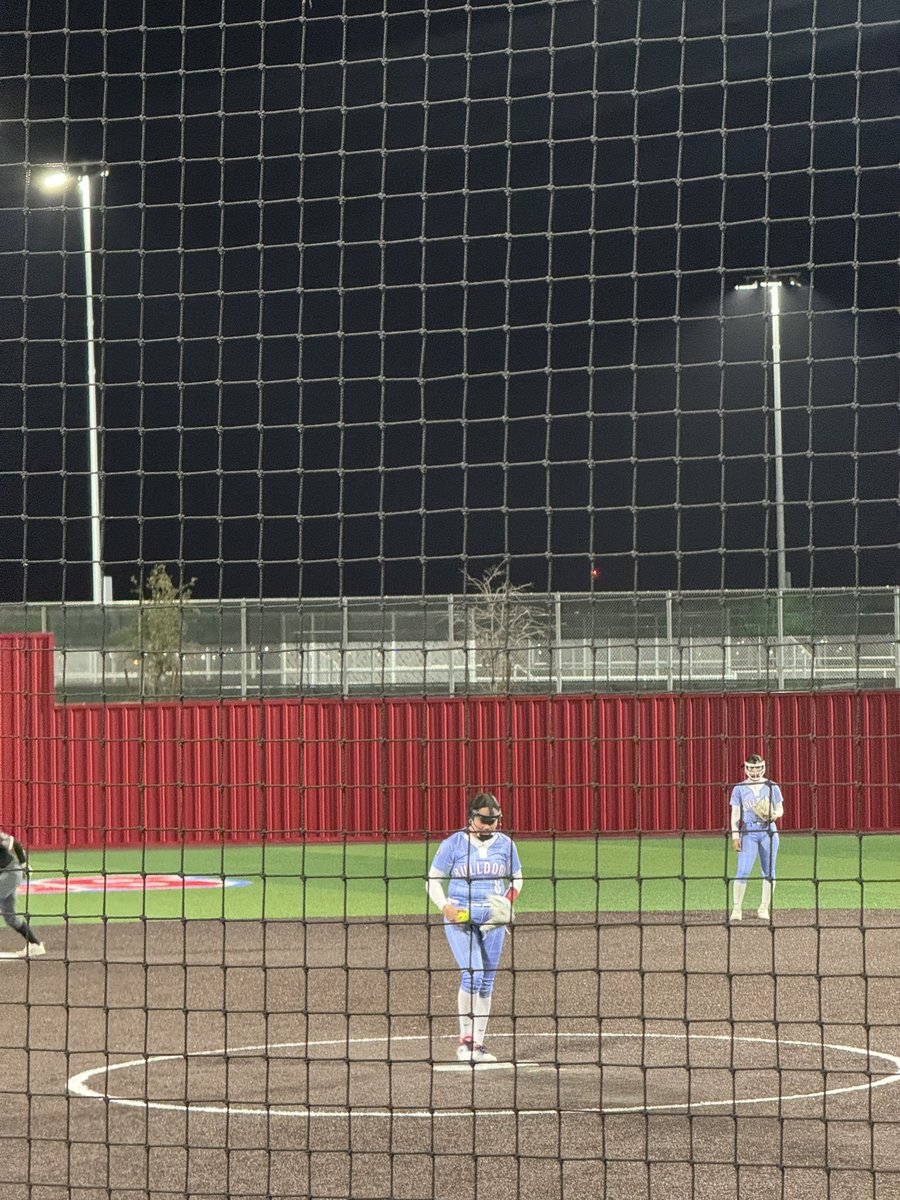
[463,564,549,692]
[127,564,197,697]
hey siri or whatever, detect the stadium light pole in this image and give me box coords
[736,273,801,686]
[735,274,802,593]
[39,166,111,606]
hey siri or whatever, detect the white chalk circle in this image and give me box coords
[68,1031,900,1119]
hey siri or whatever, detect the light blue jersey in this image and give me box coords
[430,829,523,999]
[430,830,522,910]
[731,779,784,883]
[729,780,784,831]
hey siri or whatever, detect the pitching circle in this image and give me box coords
[67,1031,900,1120]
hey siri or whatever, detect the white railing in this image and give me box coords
[50,634,899,698]
[5,588,897,697]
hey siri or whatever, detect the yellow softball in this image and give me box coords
[456,909,470,923]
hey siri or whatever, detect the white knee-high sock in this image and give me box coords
[458,988,474,1040]
[732,881,747,911]
[472,992,493,1046]
[760,880,774,911]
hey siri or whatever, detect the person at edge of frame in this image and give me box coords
[729,754,785,923]
[426,793,523,1064]
[0,829,45,957]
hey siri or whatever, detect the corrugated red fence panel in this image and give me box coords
[551,696,597,834]
[3,638,898,845]
[596,696,638,831]
[262,700,303,838]
[0,635,56,835]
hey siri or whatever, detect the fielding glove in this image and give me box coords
[481,893,515,932]
[750,798,776,823]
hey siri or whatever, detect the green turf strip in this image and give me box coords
[18,835,899,925]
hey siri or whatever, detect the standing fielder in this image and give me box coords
[730,754,784,922]
[426,793,523,1064]
[0,830,45,957]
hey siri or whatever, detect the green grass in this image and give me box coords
[20,834,899,925]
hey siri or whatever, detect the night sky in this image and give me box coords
[0,0,897,603]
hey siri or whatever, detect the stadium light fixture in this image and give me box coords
[40,170,71,191]
[36,166,111,605]
[735,273,802,292]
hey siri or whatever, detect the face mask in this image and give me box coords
[470,814,499,841]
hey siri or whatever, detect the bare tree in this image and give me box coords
[126,564,198,697]
[462,564,550,693]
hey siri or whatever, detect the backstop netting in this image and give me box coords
[1,1,898,1198]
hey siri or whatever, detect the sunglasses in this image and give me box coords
[473,813,499,824]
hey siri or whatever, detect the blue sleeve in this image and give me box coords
[430,836,455,877]
[729,785,742,808]
[772,784,784,807]
[510,841,522,878]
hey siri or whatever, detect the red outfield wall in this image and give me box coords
[1,635,898,846]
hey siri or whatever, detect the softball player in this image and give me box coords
[427,793,523,1064]
[729,754,785,922]
[0,830,45,956]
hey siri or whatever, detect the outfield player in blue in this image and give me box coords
[730,754,785,923]
[427,793,523,1064]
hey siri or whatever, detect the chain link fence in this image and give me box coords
[2,589,898,701]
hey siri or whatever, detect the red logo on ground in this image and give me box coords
[25,875,249,894]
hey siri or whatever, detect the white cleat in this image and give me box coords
[456,1037,497,1064]
[457,1036,475,1062]
[469,1044,497,1064]
[729,910,742,922]
[15,943,45,958]
[757,908,771,921]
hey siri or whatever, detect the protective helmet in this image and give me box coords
[470,792,501,818]
[468,792,502,838]
[744,754,766,777]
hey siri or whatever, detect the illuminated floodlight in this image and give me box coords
[40,169,72,191]
[736,274,802,291]
[38,166,109,192]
